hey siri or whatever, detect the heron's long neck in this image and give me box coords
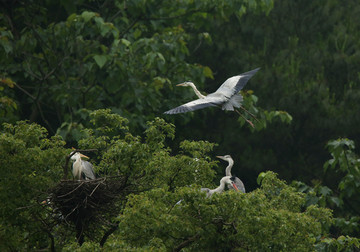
[73,156,82,177]
[189,83,206,99]
[75,156,82,165]
[210,180,226,194]
[225,159,234,176]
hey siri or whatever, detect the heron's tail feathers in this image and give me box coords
[222,94,243,111]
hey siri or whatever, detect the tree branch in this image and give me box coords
[173,233,200,252]
[100,222,119,247]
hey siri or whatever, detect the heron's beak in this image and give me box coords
[80,153,89,159]
[232,182,239,191]
[216,155,224,160]
[176,83,186,86]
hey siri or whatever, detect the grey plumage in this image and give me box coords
[81,160,96,180]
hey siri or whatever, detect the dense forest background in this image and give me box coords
[1,0,360,250]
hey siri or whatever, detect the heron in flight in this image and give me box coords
[217,155,245,193]
[201,175,239,197]
[70,152,96,180]
[164,68,260,127]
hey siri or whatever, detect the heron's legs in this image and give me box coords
[235,109,255,128]
[240,106,260,123]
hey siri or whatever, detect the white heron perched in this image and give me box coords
[201,175,239,197]
[164,68,260,127]
[70,152,96,180]
[216,155,245,193]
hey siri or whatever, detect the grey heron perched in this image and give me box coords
[216,155,245,193]
[164,68,260,127]
[201,175,239,197]
[70,152,96,180]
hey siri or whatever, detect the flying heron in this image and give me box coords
[216,155,245,193]
[70,152,96,180]
[164,68,260,127]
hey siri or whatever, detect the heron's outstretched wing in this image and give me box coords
[215,68,260,97]
[164,96,224,114]
[82,161,96,180]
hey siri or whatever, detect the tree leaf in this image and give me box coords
[203,66,214,79]
[81,11,96,22]
[93,55,108,68]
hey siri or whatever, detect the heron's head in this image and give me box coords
[221,176,234,185]
[70,152,89,161]
[229,176,239,191]
[176,81,194,87]
[216,155,232,162]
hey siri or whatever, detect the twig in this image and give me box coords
[65,202,82,220]
[58,182,84,198]
[14,82,37,100]
[90,179,103,197]
[173,233,200,252]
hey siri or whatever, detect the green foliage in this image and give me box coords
[239,91,293,130]
[2,0,360,250]
[292,138,360,240]
[316,235,360,252]
[1,110,359,250]
[0,111,219,250]
[324,138,360,236]
[0,121,67,250]
[324,138,360,199]
[0,0,278,139]
[116,171,332,251]
[0,77,17,123]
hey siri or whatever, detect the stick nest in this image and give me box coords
[48,176,130,242]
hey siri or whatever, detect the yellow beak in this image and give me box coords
[79,153,89,159]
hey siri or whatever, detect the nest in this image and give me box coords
[48,176,131,245]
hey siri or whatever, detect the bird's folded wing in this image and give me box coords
[82,161,96,179]
[234,177,246,193]
[215,68,260,96]
[164,96,223,114]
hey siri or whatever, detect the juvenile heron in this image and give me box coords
[164,68,260,127]
[217,155,245,193]
[201,175,239,197]
[70,152,96,180]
